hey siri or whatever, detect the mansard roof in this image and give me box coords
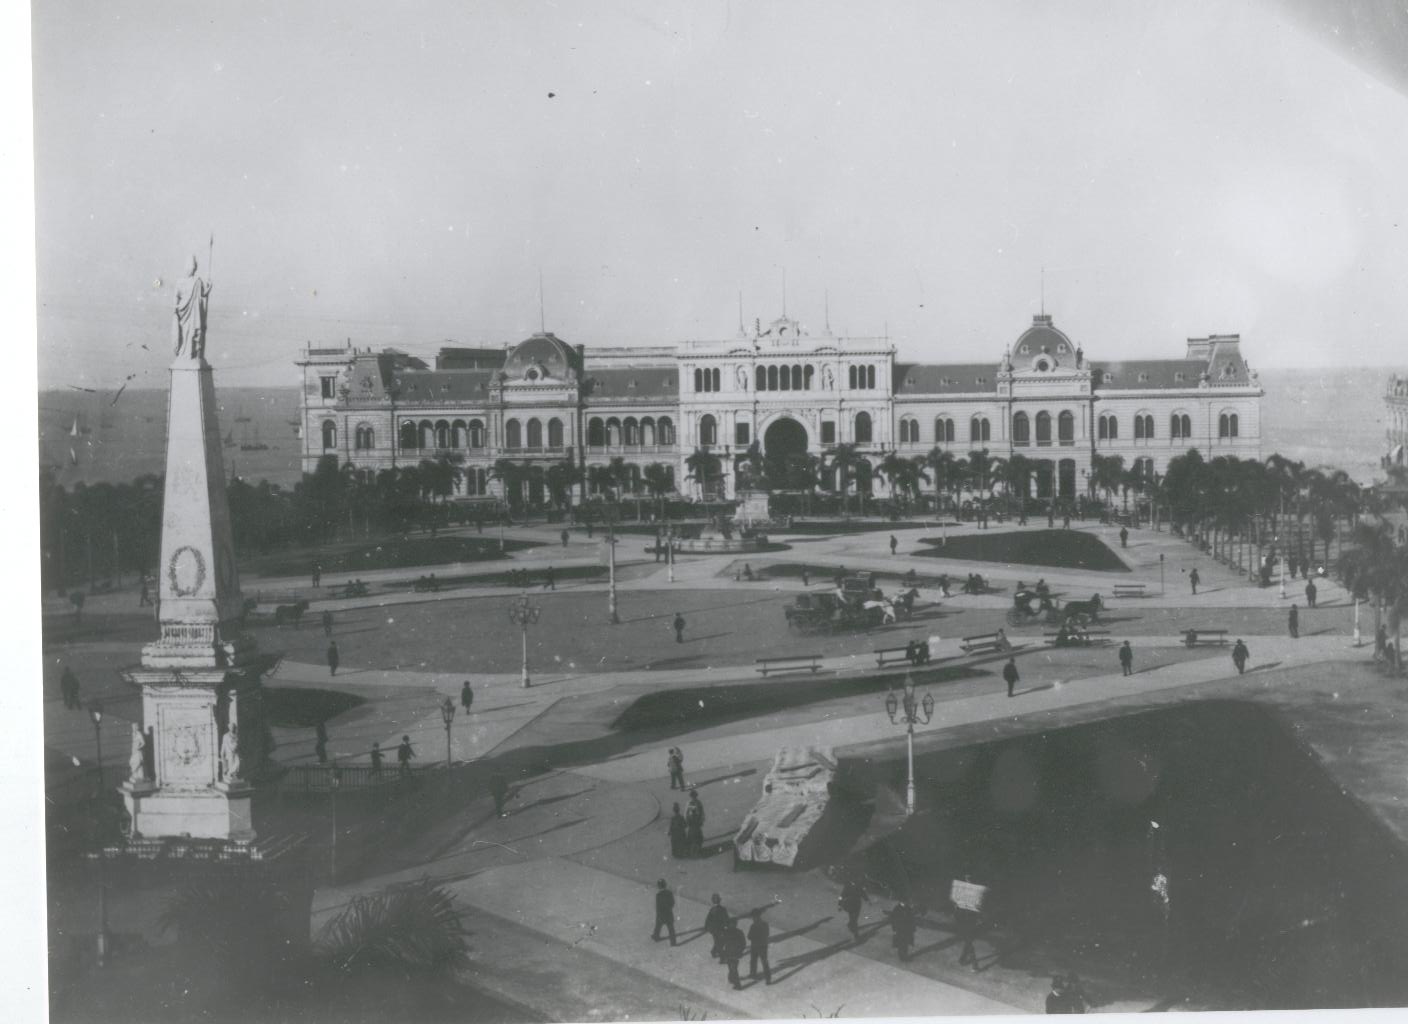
[581,367,678,404]
[391,369,496,403]
[1092,352,1252,390]
[894,363,1000,395]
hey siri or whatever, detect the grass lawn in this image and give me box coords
[915,528,1130,572]
[263,687,366,728]
[248,535,541,577]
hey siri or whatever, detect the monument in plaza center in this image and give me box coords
[121,253,269,842]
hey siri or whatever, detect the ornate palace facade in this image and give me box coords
[1386,373,1408,469]
[297,312,1263,504]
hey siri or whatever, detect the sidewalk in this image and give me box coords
[440,857,1019,1017]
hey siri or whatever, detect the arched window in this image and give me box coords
[768,365,780,391]
[694,368,704,392]
[1035,411,1052,445]
[848,365,858,389]
[587,417,605,447]
[970,417,991,443]
[1228,413,1238,437]
[640,417,655,446]
[791,365,803,390]
[699,414,717,446]
[606,418,622,446]
[712,368,721,392]
[548,418,564,449]
[1099,414,1118,441]
[400,420,418,450]
[504,419,522,449]
[779,364,790,391]
[867,365,876,389]
[804,365,815,390]
[623,417,639,446]
[354,424,374,450]
[899,418,919,444]
[854,411,873,443]
[468,419,485,448]
[1013,412,1030,446]
[419,420,434,449]
[451,420,467,448]
[1172,413,1192,440]
[435,420,450,449]
[526,418,543,449]
[658,417,675,446]
[934,417,954,443]
[1145,414,1156,439]
[756,366,767,391]
[1058,410,1075,445]
[321,420,337,450]
[1134,415,1146,440]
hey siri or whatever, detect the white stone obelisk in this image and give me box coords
[122,258,266,842]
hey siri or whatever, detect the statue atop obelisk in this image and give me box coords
[122,249,267,842]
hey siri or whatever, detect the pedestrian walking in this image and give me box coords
[460,680,474,712]
[1118,640,1133,677]
[314,721,329,764]
[396,735,415,777]
[1046,975,1070,1014]
[1064,974,1088,1013]
[1376,624,1388,660]
[326,640,340,677]
[1003,657,1020,698]
[370,741,383,774]
[1062,513,1071,530]
[720,920,747,990]
[747,911,771,984]
[489,771,509,816]
[801,567,810,587]
[1288,603,1299,639]
[668,747,686,790]
[889,534,898,556]
[1305,579,1317,608]
[653,880,677,945]
[1232,639,1249,675]
[673,611,686,644]
[321,610,334,637]
[686,789,706,856]
[668,803,688,858]
[1119,526,1128,549]
[1189,568,1200,595]
[887,902,917,962]
[956,906,980,968]
[312,562,322,588]
[839,877,868,937]
[704,894,730,959]
[560,528,570,548]
[545,566,556,591]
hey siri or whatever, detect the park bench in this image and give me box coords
[339,581,370,599]
[1181,628,1229,647]
[412,576,440,593]
[1112,583,1148,599]
[960,633,1011,655]
[874,643,931,668]
[1043,630,1111,647]
[756,653,824,677]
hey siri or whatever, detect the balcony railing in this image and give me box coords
[585,443,677,453]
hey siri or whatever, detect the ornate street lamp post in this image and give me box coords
[440,697,456,768]
[884,676,935,816]
[88,702,105,793]
[508,593,542,688]
[88,702,108,967]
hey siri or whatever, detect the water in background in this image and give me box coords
[34,367,1401,490]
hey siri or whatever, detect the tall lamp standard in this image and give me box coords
[508,593,542,688]
[88,702,108,967]
[440,697,456,768]
[884,677,934,817]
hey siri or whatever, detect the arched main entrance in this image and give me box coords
[763,417,808,458]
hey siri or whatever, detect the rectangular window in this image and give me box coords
[821,421,836,444]
[320,376,336,399]
[735,422,750,446]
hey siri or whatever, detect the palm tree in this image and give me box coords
[490,458,526,510]
[1090,454,1125,507]
[1340,519,1407,659]
[1000,453,1035,518]
[643,462,674,516]
[546,453,582,514]
[684,447,721,501]
[824,444,865,515]
[873,452,927,511]
[965,448,997,512]
[734,440,766,491]
[923,447,960,517]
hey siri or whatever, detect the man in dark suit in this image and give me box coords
[704,894,730,960]
[652,880,676,945]
[747,911,771,984]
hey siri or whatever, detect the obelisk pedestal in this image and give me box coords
[122,354,267,843]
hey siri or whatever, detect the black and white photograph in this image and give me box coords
[16,1,1408,1021]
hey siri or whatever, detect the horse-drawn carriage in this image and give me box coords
[785,575,921,633]
[1006,588,1103,628]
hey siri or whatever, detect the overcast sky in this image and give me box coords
[30,0,1408,389]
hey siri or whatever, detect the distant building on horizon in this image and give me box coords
[296,312,1264,506]
[1385,373,1408,470]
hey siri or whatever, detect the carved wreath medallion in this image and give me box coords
[168,545,207,597]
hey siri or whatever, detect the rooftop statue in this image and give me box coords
[172,254,212,360]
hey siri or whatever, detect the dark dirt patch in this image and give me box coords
[914,529,1129,572]
[263,687,366,728]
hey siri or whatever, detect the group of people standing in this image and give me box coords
[667,786,707,859]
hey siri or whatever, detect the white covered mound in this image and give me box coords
[733,746,837,866]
